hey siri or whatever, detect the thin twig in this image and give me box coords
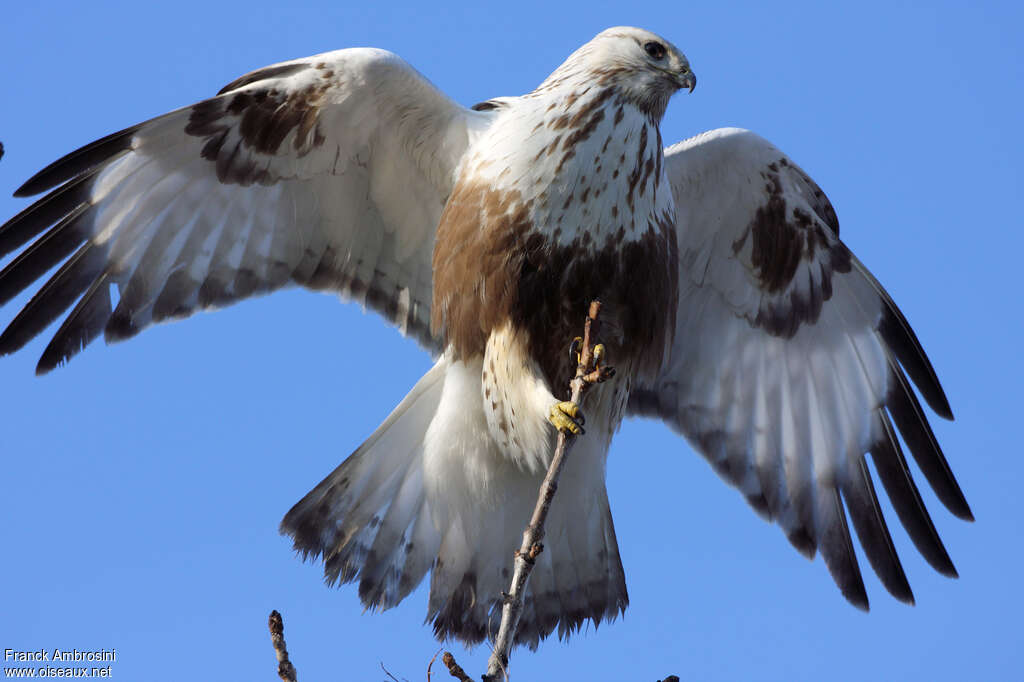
[381,662,405,682]
[268,610,298,682]
[483,300,613,681]
[426,647,444,682]
[441,652,473,682]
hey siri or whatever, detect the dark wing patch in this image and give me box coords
[217,62,311,95]
[729,165,852,338]
[786,157,840,235]
[470,99,505,112]
[185,84,328,185]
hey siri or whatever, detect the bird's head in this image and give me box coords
[539,27,695,120]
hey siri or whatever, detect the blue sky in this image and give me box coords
[1,2,1021,680]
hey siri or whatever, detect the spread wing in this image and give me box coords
[630,127,972,608]
[0,48,488,373]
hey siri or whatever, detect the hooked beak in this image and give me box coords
[678,69,696,93]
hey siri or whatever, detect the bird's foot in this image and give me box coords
[549,401,585,435]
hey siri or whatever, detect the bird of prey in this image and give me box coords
[0,26,970,649]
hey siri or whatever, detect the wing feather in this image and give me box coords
[39,272,113,372]
[886,363,972,519]
[871,271,953,419]
[0,203,91,308]
[2,48,492,369]
[632,127,970,608]
[13,125,143,198]
[0,240,109,360]
[816,486,868,610]
[871,410,958,577]
[844,453,913,603]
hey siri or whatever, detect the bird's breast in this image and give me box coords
[431,89,679,388]
[463,89,674,248]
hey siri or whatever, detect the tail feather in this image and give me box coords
[281,359,446,594]
[551,526,593,635]
[428,515,488,642]
[397,499,442,602]
[280,355,628,648]
[358,462,428,608]
[517,549,562,648]
[600,503,628,618]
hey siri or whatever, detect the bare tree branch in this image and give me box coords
[483,300,614,681]
[268,610,298,682]
[441,652,474,682]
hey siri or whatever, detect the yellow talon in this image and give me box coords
[549,401,585,435]
[593,343,606,367]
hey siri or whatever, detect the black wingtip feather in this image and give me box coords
[0,242,108,357]
[871,412,959,578]
[850,255,953,420]
[874,285,954,421]
[888,367,973,521]
[819,487,870,611]
[786,527,816,559]
[0,203,91,307]
[843,456,915,604]
[35,275,112,374]
[216,62,310,96]
[104,304,144,344]
[13,124,141,198]
[0,165,102,258]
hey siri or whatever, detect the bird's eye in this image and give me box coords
[644,41,666,60]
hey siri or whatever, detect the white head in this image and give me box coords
[537,26,695,119]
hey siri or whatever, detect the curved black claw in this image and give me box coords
[569,336,583,366]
